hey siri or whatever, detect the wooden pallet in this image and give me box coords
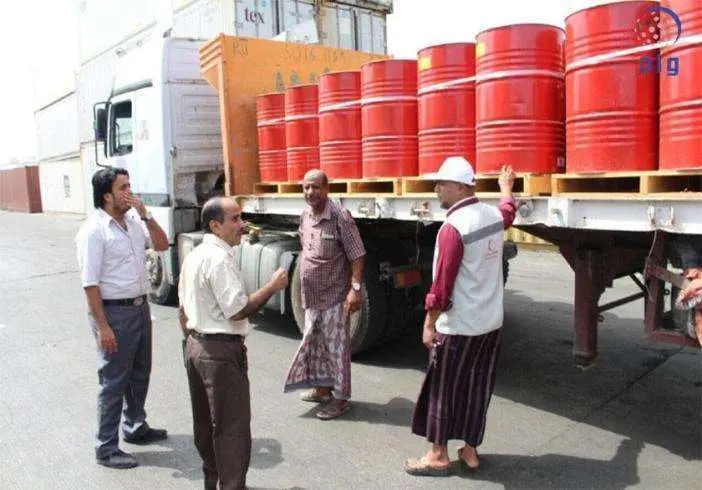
[253,178,402,196]
[253,182,303,195]
[402,173,552,197]
[551,170,702,197]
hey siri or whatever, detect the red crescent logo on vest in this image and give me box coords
[488,239,496,252]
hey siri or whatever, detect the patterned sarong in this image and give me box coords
[411,328,502,446]
[283,302,351,400]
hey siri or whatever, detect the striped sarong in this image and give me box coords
[283,302,351,400]
[411,328,502,446]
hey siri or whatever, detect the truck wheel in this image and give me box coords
[290,255,387,355]
[146,250,177,305]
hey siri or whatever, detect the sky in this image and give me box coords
[0,0,640,165]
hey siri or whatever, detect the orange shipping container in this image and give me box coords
[200,35,386,195]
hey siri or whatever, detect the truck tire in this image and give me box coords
[147,250,177,305]
[290,255,387,355]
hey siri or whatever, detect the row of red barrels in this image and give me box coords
[257,0,701,183]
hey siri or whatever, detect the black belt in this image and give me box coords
[102,295,147,307]
[190,331,244,343]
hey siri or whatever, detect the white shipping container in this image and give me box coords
[320,4,355,50]
[35,93,80,161]
[38,157,86,214]
[279,0,357,49]
[172,0,227,40]
[278,0,387,53]
[279,0,316,35]
[356,7,387,54]
[234,0,278,38]
[171,0,278,40]
[78,0,159,64]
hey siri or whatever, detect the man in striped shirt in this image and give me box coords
[405,157,516,476]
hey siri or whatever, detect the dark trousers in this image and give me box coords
[89,303,152,458]
[185,335,251,490]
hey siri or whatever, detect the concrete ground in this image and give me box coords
[0,209,699,489]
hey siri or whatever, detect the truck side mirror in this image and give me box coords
[94,107,107,141]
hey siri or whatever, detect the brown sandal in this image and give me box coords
[404,456,451,477]
[299,389,332,403]
[316,401,351,420]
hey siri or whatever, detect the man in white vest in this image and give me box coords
[405,157,516,476]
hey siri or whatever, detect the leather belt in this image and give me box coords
[190,331,244,343]
[102,295,147,307]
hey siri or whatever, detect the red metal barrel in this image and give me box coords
[660,0,702,169]
[476,24,565,174]
[318,71,362,179]
[285,84,319,182]
[566,1,659,172]
[256,92,287,182]
[418,43,476,175]
[361,60,418,178]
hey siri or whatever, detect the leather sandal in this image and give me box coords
[316,400,351,420]
[404,456,451,477]
[299,389,332,403]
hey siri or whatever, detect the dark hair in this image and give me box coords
[201,197,226,233]
[92,167,129,209]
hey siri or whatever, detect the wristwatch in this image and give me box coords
[351,281,361,292]
[141,211,153,221]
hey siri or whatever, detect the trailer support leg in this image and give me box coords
[561,245,649,366]
[571,249,606,364]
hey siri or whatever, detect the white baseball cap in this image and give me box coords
[422,156,476,186]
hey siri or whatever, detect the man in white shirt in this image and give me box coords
[76,167,169,469]
[178,196,288,490]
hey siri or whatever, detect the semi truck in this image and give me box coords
[92,33,701,363]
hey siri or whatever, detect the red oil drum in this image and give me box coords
[476,24,566,174]
[361,59,418,178]
[318,71,362,179]
[566,1,659,172]
[418,43,476,175]
[285,84,319,182]
[660,0,702,169]
[256,92,287,182]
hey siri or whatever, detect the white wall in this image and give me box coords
[38,157,86,214]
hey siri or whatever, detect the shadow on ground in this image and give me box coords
[455,439,644,490]
[135,435,285,481]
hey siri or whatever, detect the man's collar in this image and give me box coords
[446,196,479,217]
[203,233,235,255]
[97,208,118,225]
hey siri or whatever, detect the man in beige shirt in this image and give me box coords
[178,196,287,490]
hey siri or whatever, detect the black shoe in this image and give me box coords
[124,427,168,445]
[96,449,138,469]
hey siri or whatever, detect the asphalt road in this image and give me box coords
[0,210,699,489]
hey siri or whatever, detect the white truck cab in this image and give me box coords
[94,36,224,303]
